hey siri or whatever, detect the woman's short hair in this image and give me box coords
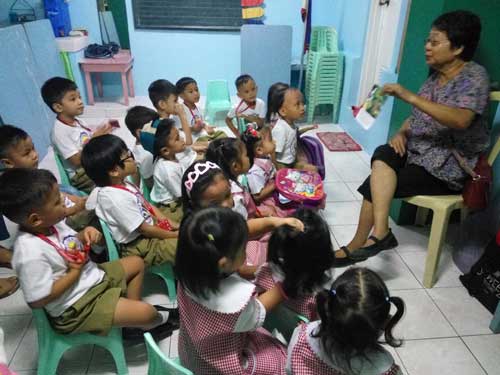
[432,10,481,61]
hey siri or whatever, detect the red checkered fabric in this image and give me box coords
[255,263,318,320]
[290,324,402,375]
[178,284,287,375]
[246,240,267,266]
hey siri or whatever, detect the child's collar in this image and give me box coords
[57,115,78,126]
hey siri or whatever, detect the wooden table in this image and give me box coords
[79,49,134,106]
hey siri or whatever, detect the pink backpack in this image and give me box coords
[275,169,325,207]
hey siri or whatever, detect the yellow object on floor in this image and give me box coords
[242,7,264,19]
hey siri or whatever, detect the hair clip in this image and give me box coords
[386,296,390,302]
[330,289,337,297]
[245,125,259,138]
[184,161,220,196]
[207,234,215,241]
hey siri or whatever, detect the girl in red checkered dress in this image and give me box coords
[181,160,304,268]
[286,267,405,375]
[176,207,301,375]
[254,208,334,320]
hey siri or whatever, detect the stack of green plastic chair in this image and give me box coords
[204,80,232,125]
[32,309,128,375]
[99,218,177,302]
[144,332,193,375]
[305,26,344,124]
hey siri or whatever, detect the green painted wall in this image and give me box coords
[389,0,500,224]
[108,0,130,49]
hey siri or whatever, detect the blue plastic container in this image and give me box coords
[43,0,71,37]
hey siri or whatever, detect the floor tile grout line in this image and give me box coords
[459,336,488,375]
[423,287,462,337]
[7,315,33,368]
[393,248,425,289]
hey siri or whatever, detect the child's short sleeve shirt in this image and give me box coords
[132,143,154,179]
[151,159,183,204]
[272,118,297,164]
[227,98,266,120]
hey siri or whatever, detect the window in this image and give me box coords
[132,0,243,31]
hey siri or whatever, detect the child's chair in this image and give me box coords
[98,218,177,302]
[32,309,128,375]
[144,332,193,375]
[263,304,309,343]
[54,150,71,187]
[204,80,232,125]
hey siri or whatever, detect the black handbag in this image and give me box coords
[459,231,500,313]
[84,42,120,59]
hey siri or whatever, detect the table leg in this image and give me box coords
[127,68,135,97]
[96,73,103,97]
[121,72,129,106]
[84,71,94,105]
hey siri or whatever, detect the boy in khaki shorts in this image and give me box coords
[81,135,178,267]
[0,168,177,337]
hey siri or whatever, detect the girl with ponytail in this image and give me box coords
[287,267,404,375]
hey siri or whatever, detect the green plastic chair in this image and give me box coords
[32,309,128,375]
[310,26,339,53]
[141,176,153,204]
[263,304,309,343]
[204,80,232,124]
[54,151,71,187]
[144,332,193,375]
[98,218,177,302]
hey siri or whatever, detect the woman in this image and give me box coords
[336,10,490,265]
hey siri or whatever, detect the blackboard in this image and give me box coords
[132,0,243,31]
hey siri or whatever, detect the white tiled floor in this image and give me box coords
[1,97,498,374]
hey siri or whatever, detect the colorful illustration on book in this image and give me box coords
[353,85,388,130]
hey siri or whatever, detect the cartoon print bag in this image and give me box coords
[275,169,324,207]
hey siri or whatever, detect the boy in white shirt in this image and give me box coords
[148,79,205,170]
[225,74,266,137]
[41,77,113,193]
[0,168,177,338]
[174,77,227,142]
[82,134,179,267]
[150,119,187,223]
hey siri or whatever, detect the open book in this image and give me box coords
[353,85,388,130]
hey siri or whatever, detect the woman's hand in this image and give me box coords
[382,83,415,104]
[388,131,407,157]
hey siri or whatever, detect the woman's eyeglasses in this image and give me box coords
[424,38,450,48]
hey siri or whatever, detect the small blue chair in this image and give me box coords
[144,332,193,375]
[204,80,232,125]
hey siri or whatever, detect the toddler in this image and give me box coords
[287,268,404,374]
[225,74,266,136]
[41,77,113,193]
[81,135,178,267]
[175,77,227,141]
[255,208,334,320]
[150,118,187,223]
[0,168,177,338]
[176,207,288,374]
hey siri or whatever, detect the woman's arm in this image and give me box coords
[383,83,475,130]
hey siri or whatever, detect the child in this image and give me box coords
[81,134,178,267]
[241,126,293,217]
[0,168,177,338]
[225,74,266,137]
[287,267,404,375]
[270,86,318,171]
[175,77,227,141]
[255,208,334,320]
[150,118,187,223]
[180,160,303,266]
[205,138,254,219]
[124,105,159,186]
[266,82,290,128]
[148,79,203,170]
[41,77,113,193]
[176,207,288,375]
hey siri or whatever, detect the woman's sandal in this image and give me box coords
[0,277,19,299]
[349,229,399,260]
[333,246,368,268]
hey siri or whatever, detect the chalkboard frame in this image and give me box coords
[132,0,243,31]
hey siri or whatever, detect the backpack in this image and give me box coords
[459,231,500,314]
[275,168,324,208]
[299,136,325,180]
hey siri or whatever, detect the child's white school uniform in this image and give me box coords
[178,273,287,375]
[286,321,402,375]
[151,158,183,205]
[12,221,104,317]
[230,180,249,220]
[227,98,266,122]
[164,115,197,170]
[173,103,209,141]
[132,143,154,179]
[51,117,93,177]
[86,181,154,244]
[272,118,298,165]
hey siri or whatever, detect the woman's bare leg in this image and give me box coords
[335,199,374,257]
